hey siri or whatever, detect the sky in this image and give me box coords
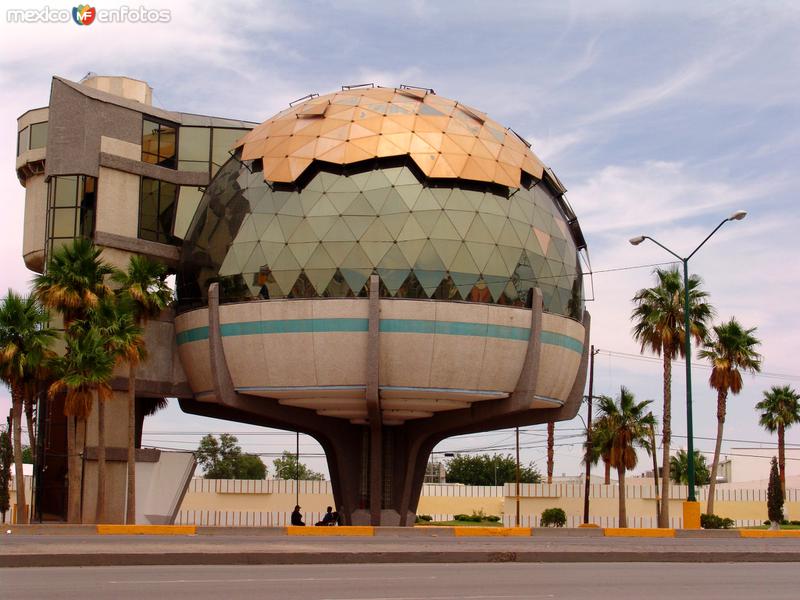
[1,0,799,481]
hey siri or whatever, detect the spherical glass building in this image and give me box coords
[174,86,590,525]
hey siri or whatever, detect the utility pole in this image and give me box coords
[515,426,520,526]
[582,345,599,524]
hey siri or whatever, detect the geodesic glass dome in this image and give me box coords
[176,87,585,318]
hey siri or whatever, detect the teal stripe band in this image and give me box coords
[176,318,583,353]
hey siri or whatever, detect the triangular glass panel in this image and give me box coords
[396,271,426,299]
[465,215,495,244]
[430,213,461,241]
[430,187,451,208]
[243,243,268,274]
[360,218,393,242]
[397,239,426,266]
[340,267,371,296]
[328,191,358,214]
[273,269,301,296]
[445,210,475,238]
[251,213,274,237]
[465,241,495,272]
[322,269,355,298]
[450,243,479,274]
[276,214,303,240]
[323,219,357,242]
[272,245,301,271]
[376,268,408,295]
[289,241,319,268]
[480,194,507,217]
[235,217,259,244]
[360,241,393,265]
[307,195,339,216]
[432,274,462,301]
[483,248,511,277]
[498,245,524,275]
[412,210,441,236]
[377,243,410,270]
[307,215,338,239]
[277,193,304,217]
[465,279,493,303]
[288,219,318,243]
[323,241,357,264]
[479,213,506,242]
[380,212,411,239]
[381,189,409,215]
[486,276,507,303]
[430,238,461,269]
[343,215,375,239]
[396,215,426,241]
[288,271,317,298]
[259,241,286,266]
[327,175,360,194]
[361,169,392,191]
[412,189,439,211]
[451,271,479,299]
[416,269,446,297]
[299,190,324,215]
[305,268,337,295]
[262,217,286,243]
[364,187,391,213]
[343,193,376,216]
[497,219,522,247]
[415,240,446,271]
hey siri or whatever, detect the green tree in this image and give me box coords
[698,318,761,514]
[597,387,656,528]
[0,424,12,523]
[35,238,116,523]
[0,291,57,524]
[21,446,33,464]
[445,453,541,486]
[196,434,266,479]
[756,385,800,495]
[669,449,711,486]
[767,456,784,528]
[272,450,324,481]
[112,255,172,524]
[631,266,714,527]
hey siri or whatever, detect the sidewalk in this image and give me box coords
[2,526,800,566]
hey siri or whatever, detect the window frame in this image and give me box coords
[141,116,179,170]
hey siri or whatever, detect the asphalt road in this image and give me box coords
[1,563,796,599]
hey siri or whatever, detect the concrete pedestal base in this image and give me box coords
[683,501,701,529]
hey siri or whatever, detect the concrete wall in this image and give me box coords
[172,478,799,528]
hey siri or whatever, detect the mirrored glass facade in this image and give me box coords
[46,175,96,256]
[178,154,583,319]
[142,118,177,168]
[138,177,178,245]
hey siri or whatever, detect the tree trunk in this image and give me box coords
[23,389,35,466]
[604,460,611,485]
[126,367,136,524]
[11,383,27,524]
[66,416,81,523]
[617,465,627,528]
[659,349,672,528]
[76,418,86,523]
[707,390,727,515]
[96,393,106,524]
[778,424,785,497]
[650,423,660,519]
[547,421,554,484]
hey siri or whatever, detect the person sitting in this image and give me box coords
[315,506,337,526]
[291,505,305,526]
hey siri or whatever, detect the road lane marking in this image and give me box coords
[108,576,439,584]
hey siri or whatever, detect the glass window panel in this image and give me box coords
[178,126,211,163]
[52,208,77,238]
[54,176,78,207]
[174,187,204,239]
[142,119,160,163]
[211,128,245,173]
[29,122,48,150]
[158,126,177,168]
[17,127,29,155]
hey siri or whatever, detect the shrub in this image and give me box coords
[791,520,800,526]
[701,513,735,529]
[540,507,566,528]
[416,514,432,522]
[485,515,501,522]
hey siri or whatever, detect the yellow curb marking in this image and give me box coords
[286,526,374,536]
[96,525,196,535]
[739,530,800,538]
[453,527,530,537]
[604,528,675,538]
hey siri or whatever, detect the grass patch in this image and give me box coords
[744,524,800,530]
[419,519,504,527]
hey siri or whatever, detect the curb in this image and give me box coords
[286,526,373,537]
[96,525,196,535]
[604,528,675,538]
[3,550,800,568]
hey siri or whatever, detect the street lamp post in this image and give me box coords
[629,210,747,506]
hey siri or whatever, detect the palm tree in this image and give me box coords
[698,318,761,514]
[86,296,145,523]
[0,292,56,523]
[34,238,115,327]
[584,415,613,485]
[669,449,711,486]
[631,266,713,527]
[597,387,656,528]
[756,385,800,495]
[546,422,554,484]
[112,255,171,524]
[34,238,116,523]
[48,327,116,523]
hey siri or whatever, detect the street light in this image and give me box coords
[629,210,747,505]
